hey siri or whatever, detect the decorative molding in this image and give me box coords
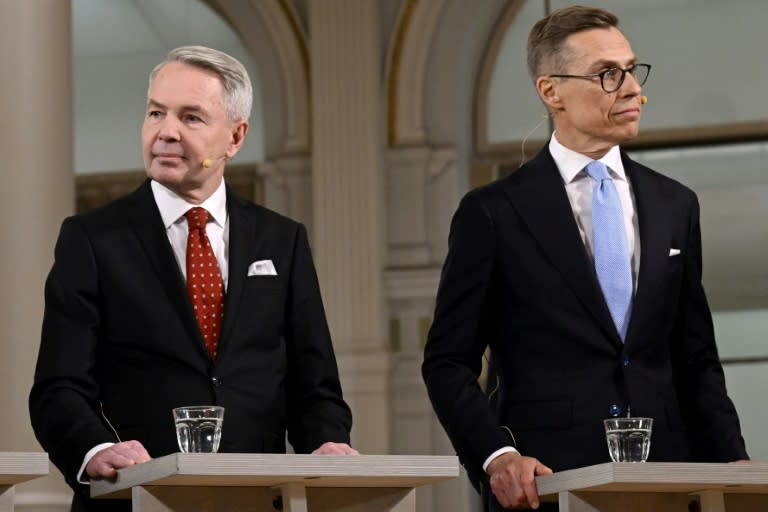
[384,267,441,300]
[474,0,529,156]
[385,146,457,267]
[249,0,310,153]
[386,0,448,147]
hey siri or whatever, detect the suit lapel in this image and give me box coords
[126,180,210,360]
[623,154,672,346]
[218,188,275,349]
[502,149,621,344]
[219,190,251,347]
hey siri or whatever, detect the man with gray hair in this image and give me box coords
[30,46,356,512]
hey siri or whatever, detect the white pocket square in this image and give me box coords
[247,260,277,276]
[669,248,681,257]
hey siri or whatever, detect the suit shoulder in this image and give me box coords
[62,182,148,231]
[228,193,304,232]
[626,156,698,201]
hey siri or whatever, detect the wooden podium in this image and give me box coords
[536,462,768,512]
[91,453,459,511]
[0,452,49,511]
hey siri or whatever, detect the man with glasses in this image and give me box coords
[423,6,748,510]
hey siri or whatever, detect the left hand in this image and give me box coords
[312,442,359,455]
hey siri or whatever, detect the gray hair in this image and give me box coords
[148,46,253,122]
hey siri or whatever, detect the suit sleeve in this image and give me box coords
[671,193,748,461]
[29,218,117,490]
[422,191,511,479]
[284,224,352,453]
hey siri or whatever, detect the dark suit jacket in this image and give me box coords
[30,180,352,511]
[422,147,747,491]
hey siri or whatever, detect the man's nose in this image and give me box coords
[157,117,181,141]
[621,71,643,95]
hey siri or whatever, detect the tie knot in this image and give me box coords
[585,160,611,182]
[185,207,210,230]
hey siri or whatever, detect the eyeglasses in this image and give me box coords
[549,63,651,93]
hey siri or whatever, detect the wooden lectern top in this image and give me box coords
[536,462,768,497]
[0,452,49,486]
[92,453,459,498]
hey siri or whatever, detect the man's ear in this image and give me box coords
[225,120,249,159]
[536,76,564,113]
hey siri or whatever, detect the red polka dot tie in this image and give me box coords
[185,207,225,360]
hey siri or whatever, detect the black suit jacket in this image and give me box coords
[30,180,352,510]
[423,147,747,489]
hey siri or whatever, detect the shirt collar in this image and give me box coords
[548,132,626,184]
[150,179,228,229]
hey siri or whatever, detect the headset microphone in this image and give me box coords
[202,156,227,168]
[640,95,648,105]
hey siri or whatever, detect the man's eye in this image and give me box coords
[148,111,162,118]
[186,114,202,122]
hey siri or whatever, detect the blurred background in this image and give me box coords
[1,1,765,510]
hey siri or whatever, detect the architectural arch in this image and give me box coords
[385,0,447,147]
[212,0,310,156]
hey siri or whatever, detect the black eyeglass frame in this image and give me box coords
[548,63,651,93]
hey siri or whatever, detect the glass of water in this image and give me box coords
[173,405,225,453]
[603,417,653,462]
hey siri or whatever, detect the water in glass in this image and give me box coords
[603,417,652,462]
[173,406,224,453]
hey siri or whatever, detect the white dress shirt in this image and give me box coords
[78,178,230,483]
[151,178,230,288]
[549,133,640,283]
[482,134,641,473]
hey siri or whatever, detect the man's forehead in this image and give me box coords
[564,27,635,65]
[147,63,225,108]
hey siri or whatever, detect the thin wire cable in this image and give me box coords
[519,113,551,168]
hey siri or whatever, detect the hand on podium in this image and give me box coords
[86,440,152,479]
[487,451,552,510]
[312,441,360,455]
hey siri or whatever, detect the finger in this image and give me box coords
[494,473,525,509]
[115,440,151,459]
[535,461,553,475]
[88,459,117,480]
[519,471,540,509]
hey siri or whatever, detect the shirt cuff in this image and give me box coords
[77,443,115,484]
[482,446,520,473]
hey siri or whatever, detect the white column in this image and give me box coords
[0,1,74,509]
[308,0,389,454]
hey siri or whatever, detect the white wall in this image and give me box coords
[716,309,768,461]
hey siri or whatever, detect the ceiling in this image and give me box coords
[72,0,241,57]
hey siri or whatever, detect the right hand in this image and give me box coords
[85,440,152,480]
[486,451,553,509]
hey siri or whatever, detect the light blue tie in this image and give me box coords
[586,160,633,341]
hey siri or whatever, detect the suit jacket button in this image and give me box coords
[609,404,622,417]
[623,356,630,367]
[212,376,221,386]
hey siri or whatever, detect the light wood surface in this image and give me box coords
[536,462,768,511]
[0,452,49,486]
[536,462,768,496]
[92,453,459,498]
